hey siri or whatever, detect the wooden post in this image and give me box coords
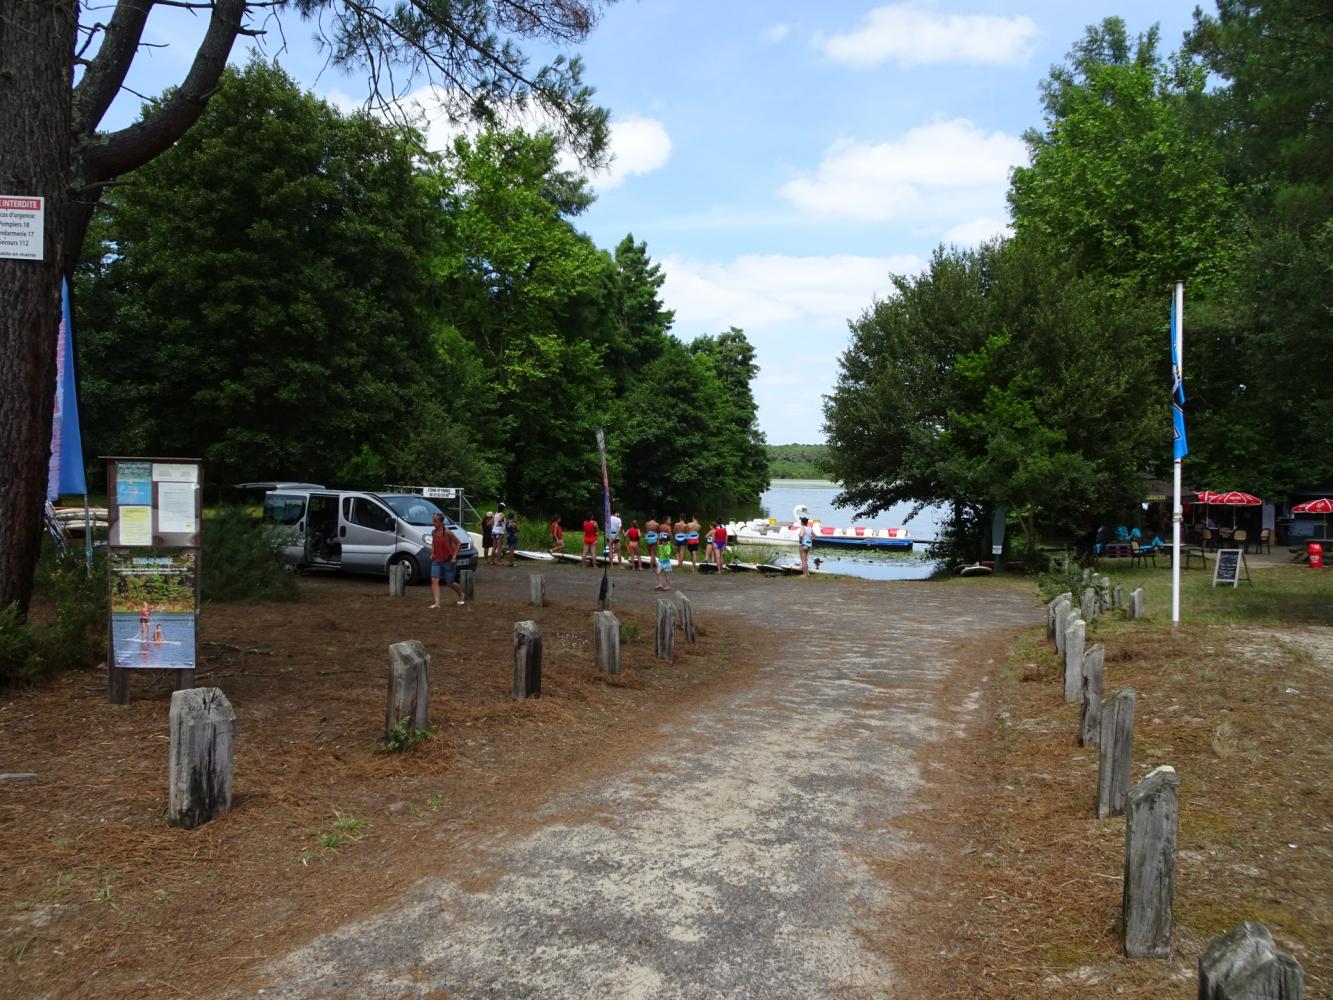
[594,611,619,675]
[1114,585,1124,612]
[1199,922,1305,999]
[168,687,235,829]
[1096,688,1136,818]
[1123,765,1178,959]
[1064,618,1086,703]
[529,573,545,607]
[1054,601,1074,656]
[386,640,429,737]
[1081,587,1098,622]
[1047,592,1071,639]
[1130,588,1145,619]
[1080,644,1105,747]
[598,577,615,611]
[388,562,406,597]
[512,620,542,699]
[655,599,675,662]
[677,593,697,644]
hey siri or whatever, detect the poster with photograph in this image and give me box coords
[108,549,198,670]
[116,461,152,505]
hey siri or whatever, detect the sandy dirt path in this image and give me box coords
[245,570,1037,999]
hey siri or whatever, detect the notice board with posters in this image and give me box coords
[1211,548,1250,588]
[104,458,202,703]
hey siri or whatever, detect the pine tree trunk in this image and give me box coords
[0,1,76,613]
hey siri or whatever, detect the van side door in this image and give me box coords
[304,493,342,567]
[342,495,401,573]
[262,491,308,565]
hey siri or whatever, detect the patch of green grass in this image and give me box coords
[379,719,432,754]
[425,795,444,810]
[619,621,642,645]
[331,811,367,836]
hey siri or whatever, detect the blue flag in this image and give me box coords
[47,277,88,500]
[1170,297,1187,461]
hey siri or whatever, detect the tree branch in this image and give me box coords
[78,0,247,184]
[72,0,156,139]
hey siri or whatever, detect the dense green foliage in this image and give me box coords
[77,61,767,519]
[0,545,107,686]
[827,7,1333,558]
[767,444,829,480]
[201,507,300,604]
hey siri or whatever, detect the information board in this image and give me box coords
[0,195,44,260]
[1211,548,1249,587]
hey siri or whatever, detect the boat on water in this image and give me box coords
[727,505,915,552]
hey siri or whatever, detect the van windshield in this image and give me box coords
[382,495,446,527]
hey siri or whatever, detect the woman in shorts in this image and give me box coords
[626,519,641,570]
[713,519,728,572]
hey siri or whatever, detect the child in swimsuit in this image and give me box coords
[626,520,641,570]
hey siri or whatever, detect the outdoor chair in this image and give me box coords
[1257,528,1272,554]
[1201,528,1216,550]
[1233,528,1248,553]
[1130,540,1155,569]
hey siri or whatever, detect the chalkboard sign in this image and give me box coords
[1211,548,1249,587]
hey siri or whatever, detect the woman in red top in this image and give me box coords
[581,515,598,567]
[713,519,728,572]
[625,519,641,570]
[548,514,564,555]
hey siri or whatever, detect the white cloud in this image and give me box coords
[660,252,922,332]
[779,118,1026,222]
[763,22,792,43]
[942,216,1012,245]
[590,115,672,191]
[819,4,1039,68]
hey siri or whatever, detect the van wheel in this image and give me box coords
[391,555,419,586]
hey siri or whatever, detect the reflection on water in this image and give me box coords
[728,480,947,581]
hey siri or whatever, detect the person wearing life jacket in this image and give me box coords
[713,519,728,572]
[686,513,701,569]
[673,514,688,568]
[797,514,815,576]
[645,516,659,563]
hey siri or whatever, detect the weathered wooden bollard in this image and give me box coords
[388,562,408,596]
[460,568,475,601]
[1130,587,1145,619]
[168,687,235,829]
[1063,618,1086,703]
[655,600,675,662]
[1055,602,1076,657]
[677,593,696,644]
[1199,922,1305,999]
[594,610,619,675]
[386,640,429,736]
[1123,765,1178,959]
[529,573,545,607]
[1081,587,1098,622]
[1047,592,1072,639]
[1113,585,1124,612]
[598,577,615,611]
[512,621,542,699]
[1079,643,1105,747]
[1096,688,1136,818]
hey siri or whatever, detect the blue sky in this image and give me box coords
[105,1,1203,444]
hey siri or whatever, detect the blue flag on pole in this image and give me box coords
[47,277,88,500]
[1170,297,1187,461]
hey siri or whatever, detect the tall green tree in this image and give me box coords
[824,240,1160,555]
[1,0,612,613]
[78,60,473,487]
[689,328,770,503]
[1008,17,1237,291]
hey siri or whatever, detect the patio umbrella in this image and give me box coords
[1292,497,1333,537]
[1199,490,1263,528]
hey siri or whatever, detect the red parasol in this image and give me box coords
[1292,497,1333,537]
[1196,490,1263,529]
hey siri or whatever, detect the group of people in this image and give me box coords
[481,505,520,567]
[550,513,732,589]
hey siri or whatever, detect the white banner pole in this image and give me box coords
[1172,281,1184,627]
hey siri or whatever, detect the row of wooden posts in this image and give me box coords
[1047,572,1305,997]
[165,573,700,831]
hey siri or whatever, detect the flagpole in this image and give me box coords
[1171,281,1185,627]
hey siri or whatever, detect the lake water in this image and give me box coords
[732,480,948,581]
[110,611,197,670]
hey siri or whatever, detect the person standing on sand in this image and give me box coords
[655,531,675,590]
[645,517,659,564]
[549,514,564,556]
[491,505,507,565]
[429,512,465,607]
[713,519,728,572]
[626,519,641,570]
[582,514,598,567]
[481,511,493,563]
[506,513,519,567]
[608,509,623,567]
[686,514,701,569]
[797,514,815,576]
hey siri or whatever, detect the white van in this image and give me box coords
[258,485,478,585]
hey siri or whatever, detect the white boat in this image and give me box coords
[727,505,914,551]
